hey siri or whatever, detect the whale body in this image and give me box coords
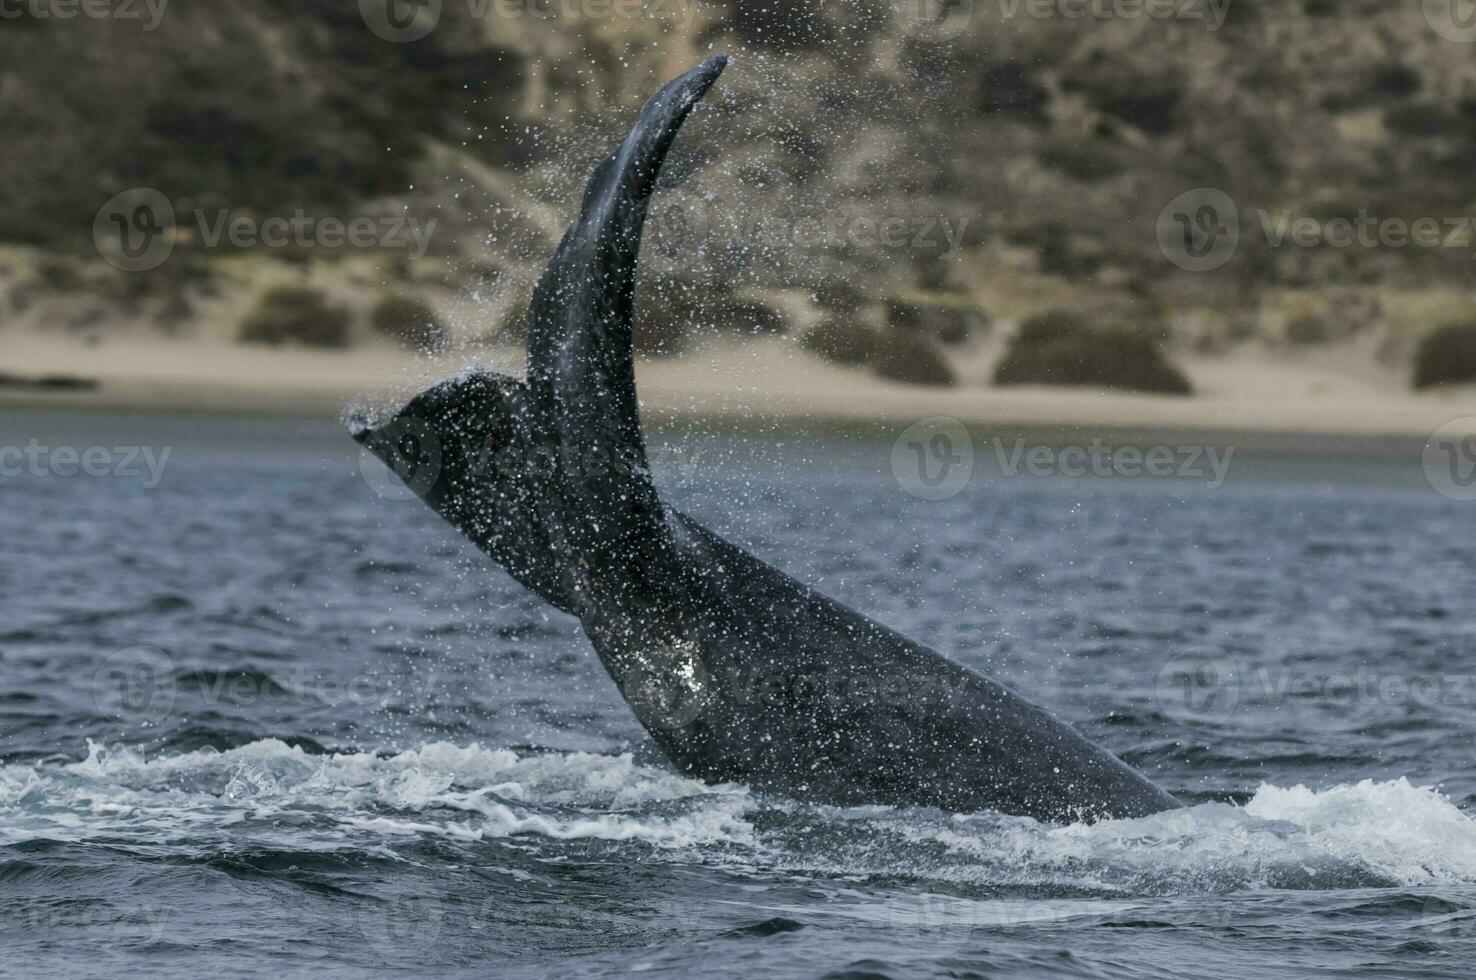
[353,56,1181,823]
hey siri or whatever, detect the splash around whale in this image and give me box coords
[353,55,1181,824]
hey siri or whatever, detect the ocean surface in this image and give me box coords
[3,406,1476,979]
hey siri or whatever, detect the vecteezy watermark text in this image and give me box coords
[1156,648,1476,727]
[889,418,1236,499]
[992,438,1235,486]
[895,0,1231,41]
[359,0,701,42]
[362,0,1232,49]
[92,645,449,724]
[990,0,1229,27]
[0,440,171,488]
[355,418,716,502]
[358,415,1236,507]
[0,0,168,29]
[618,660,997,730]
[1157,187,1476,272]
[1258,210,1476,252]
[648,202,971,259]
[94,187,437,272]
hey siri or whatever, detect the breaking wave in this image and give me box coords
[4,740,1473,896]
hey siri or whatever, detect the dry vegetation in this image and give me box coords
[3,1,1476,389]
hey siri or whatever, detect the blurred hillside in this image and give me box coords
[4,0,1476,383]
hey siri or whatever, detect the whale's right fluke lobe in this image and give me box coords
[525,55,728,469]
[522,56,728,609]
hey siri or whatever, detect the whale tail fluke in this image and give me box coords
[525,54,728,459]
[521,55,729,601]
[352,369,587,614]
[353,59,1188,822]
[355,58,729,621]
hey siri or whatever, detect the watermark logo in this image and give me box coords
[994,438,1235,487]
[9,900,169,944]
[97,644,447,718]
[1259,210,1476,254]
[898,0,1231,38]
[94,188,175,273]
[622,639,710,730]
[648,442,707,482]
[891,423,1236,499]
[648,202,971,260]
[0,441,172,487]
[193,211,437,257]
[361,0,699,41]
[1160,188,1476,271]
[1155,653,1476,728]
[92,646,177,725]
[1424,0,1476,43]
[360,0,442,41]
[356,422,679,501]
[95,187,437,271]
[1155,648,1241,726]
[0,0,170,30]
[354,895,445,958]
[892,417,975,501]
[1418,896,1476,938]
[358,417,443,501]
[895,0,974,40]
[223,765,280,802]
[1157,187,1240,272]
[1423,418,1476,501]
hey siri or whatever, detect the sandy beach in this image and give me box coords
[3,333,1475,449]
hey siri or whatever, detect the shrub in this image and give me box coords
[1285,315,1330,346]
[1037,140,1126,183]
[1328,290,1382,336]
[1383,103,1451,138]
[978,62,1050,121]
[632,312,689,356]
[1370,63,1421,99]
[1027,222,1104,279]
[1015,310,1087,346]
[1062,65,1182,135]
[708,299,785,336]
[1413,321,1476,389]
[238,286,350,349]
[634,284,784,353]
[872,332,954,386]
[799,319,879,366]
[885,293,989,345]
[634,275,703,356]
[810,280,866,315]
[994,311,1192,395]
[370,294,447,351]
[33,257,83,292]
[1103,310,1173,346]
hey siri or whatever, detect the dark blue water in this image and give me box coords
[4,407,1476,978]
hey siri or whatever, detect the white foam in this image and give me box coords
[0,739,752,853]
[901,778,1476,892]
[4,740,1474,892]
[1243,778,1476,884]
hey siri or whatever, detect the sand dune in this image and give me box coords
[3,333,1474,445]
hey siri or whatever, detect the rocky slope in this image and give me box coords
[3,0,1475,367]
